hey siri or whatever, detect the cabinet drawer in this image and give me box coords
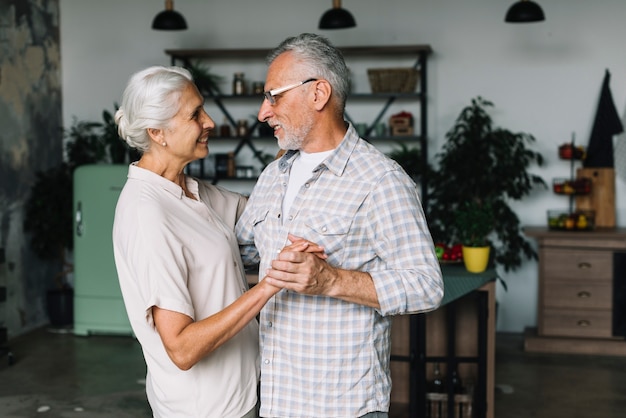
[541,248,613,280]
[541,308,613,338]
[543,282,612,309]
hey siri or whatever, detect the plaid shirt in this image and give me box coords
[236,124,444,417]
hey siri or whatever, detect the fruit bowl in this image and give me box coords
[558,143,586,160]
[552,178,592,195]
[547,210,595,231]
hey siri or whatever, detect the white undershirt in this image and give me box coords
[283,150,333,218]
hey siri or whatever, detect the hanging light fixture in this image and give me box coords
[152,0,187,31]
[319,0,356,30]
[505,0,545,23]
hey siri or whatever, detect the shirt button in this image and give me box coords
[322,226,327,232]
[264,359,270,364]
[305,183,310,188]
[267,321,272,327]
[288,215,293,221]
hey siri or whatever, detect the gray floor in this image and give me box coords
[1,328,626,417]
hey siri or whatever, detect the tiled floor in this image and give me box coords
[1,328,626,417]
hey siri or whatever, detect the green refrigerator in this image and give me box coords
[73,164,133,336]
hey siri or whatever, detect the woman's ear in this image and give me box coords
[147,127,163,144]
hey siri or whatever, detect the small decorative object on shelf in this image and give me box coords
[236,119,249,138]
[389,111,414,136]
[252,81,264,95]
[232,72,246,95]
[214,153,228,177]
[236,166,255,178]
[426,393,473,418]
[429,362,444,393]
[220,117,232,138]
[426,365,472,418]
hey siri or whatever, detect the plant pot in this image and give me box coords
[46,288,74,327]
[462,246,490,273]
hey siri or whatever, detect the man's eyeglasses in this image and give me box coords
[263,78,318,105]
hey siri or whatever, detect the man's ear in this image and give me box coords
[312,79,332,110]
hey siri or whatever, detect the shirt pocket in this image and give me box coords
[250,208,277,261]
[304,213,352,264]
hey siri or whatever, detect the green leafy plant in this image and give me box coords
[454,199,495,248]
[387,142,431,183]
[427,97,547,271]
[188,62,225,95]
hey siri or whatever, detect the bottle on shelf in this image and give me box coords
[220,117,232,138]
[233,72,246,95]
[227,152,236,177]
[429,362,444,393]
[236,120,249,138]
[449,366,464,394]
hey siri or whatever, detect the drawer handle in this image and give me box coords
[577,291,591,298]
[577,320,591,327]
[577,262,592,269]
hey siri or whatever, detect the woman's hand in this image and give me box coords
[280,233,327,260]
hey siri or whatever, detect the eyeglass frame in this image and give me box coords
[263,78,318,105]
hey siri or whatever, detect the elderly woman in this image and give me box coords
[112,66,318,418]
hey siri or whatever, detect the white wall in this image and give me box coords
[60,0,626,332]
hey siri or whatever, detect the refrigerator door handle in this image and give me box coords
[76,201,84,237]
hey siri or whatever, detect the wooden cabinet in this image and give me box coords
[524,227,626,355]
[390,266,497,418]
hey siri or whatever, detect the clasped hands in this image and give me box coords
[265,233,335,296]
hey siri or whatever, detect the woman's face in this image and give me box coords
[161,82,215,165]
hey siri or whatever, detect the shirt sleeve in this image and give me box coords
[133,203,195,326]
[366,170,444,316]
[235,189,261,268]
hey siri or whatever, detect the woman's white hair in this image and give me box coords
[115,66,193,153]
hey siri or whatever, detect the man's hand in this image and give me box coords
[266,234,335,295]
[266,234,380,308]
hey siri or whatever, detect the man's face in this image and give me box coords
[257,53,316,151]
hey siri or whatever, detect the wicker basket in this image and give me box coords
[367,67,420,93]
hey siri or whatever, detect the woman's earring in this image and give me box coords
[162,142,167,147]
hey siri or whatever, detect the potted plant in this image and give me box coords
[426,97,547,272]
[454,199,495,273]
[23,107,130,327]
[188,62,225,96]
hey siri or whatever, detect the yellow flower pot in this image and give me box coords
[462,246,490,273]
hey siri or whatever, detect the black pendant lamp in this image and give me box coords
[152,0,187,31]
[319,0,356,30]
[505,0,545,23]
